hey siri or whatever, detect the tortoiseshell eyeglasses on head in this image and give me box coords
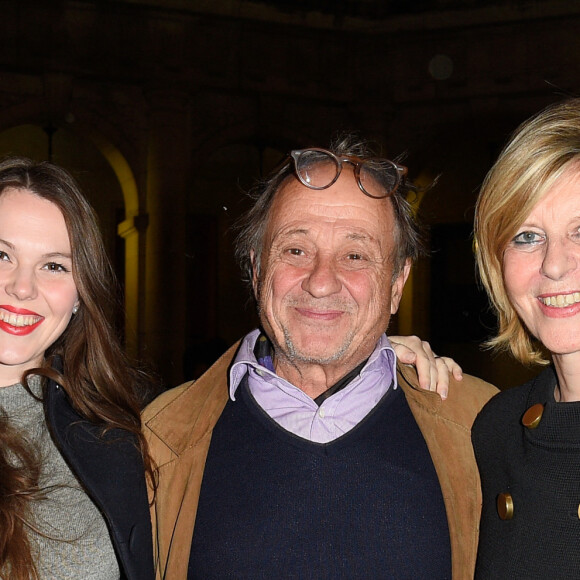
[289,148,408,199]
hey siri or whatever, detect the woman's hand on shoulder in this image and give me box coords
[389,335,463,400]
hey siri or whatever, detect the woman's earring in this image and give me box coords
[72,305,79,315]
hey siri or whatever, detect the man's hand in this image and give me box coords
[389,335,463,400]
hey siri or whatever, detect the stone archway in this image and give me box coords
[82,129,143,358]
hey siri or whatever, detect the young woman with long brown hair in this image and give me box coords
[0,157,156,580]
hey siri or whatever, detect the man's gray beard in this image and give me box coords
[256,290,357,365]
[280,326,356,365]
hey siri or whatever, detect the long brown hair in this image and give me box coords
[0,414,42,579]
[0,157,157,579]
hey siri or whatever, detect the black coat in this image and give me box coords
[44,378,154,580]
[472,366,580,578]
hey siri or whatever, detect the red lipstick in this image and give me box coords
[0,305,40,315]
[0,305,44,336]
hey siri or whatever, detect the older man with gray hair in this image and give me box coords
[144,136,496,579]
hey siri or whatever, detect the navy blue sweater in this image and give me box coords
[188,379,451,579]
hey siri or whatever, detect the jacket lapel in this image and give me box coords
[145,342,238,458]
[44,380,154,580]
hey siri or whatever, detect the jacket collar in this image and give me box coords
[397,363,443,413]
[145,342,238,456]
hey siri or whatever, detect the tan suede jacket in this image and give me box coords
[143,342,497,580]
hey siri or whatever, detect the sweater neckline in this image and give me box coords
[238,372,397,454]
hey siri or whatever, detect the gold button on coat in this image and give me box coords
[497,493,514,520]
[522,403,544,429]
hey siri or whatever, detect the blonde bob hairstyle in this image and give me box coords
[475,97,580,365]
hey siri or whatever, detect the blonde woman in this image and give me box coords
[473,98,580,577]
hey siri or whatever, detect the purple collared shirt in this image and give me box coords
[229,329,398,444]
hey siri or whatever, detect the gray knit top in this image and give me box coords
[0,377,120,579]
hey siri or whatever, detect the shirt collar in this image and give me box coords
[229,329,397,401]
